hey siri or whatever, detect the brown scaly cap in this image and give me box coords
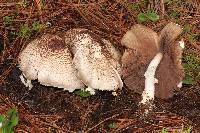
[159,22,183,51]
[121,24,159,60]
[155,23,184,99]
[121,24,160,94]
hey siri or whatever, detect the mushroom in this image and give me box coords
[155,23,184,99]
[64,29,123,95]
[121,24,160,100]
[19,29,122,95]
[18,34,85,92]
[121,23,184,104]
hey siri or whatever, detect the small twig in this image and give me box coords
[74,7,91,25]
[0,2,22,7]
[193,42,200,51]
[160,0,165,19]
[84,113,120,133]
[56,2,96,7]
[34,0,43,22]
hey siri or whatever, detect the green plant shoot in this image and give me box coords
[0,108,18,133]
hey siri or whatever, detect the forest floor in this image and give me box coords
[0,0,200,132]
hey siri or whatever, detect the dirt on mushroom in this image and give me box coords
[0,0,200,132]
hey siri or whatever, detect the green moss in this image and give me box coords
[18,24,31,38]
[32,21,43,32]
[74,89,92,98]
[3,16,13,25]
[160,126,192,133]
[108,122,118,129]
[182,53,200,85]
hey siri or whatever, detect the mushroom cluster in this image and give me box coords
[121,22,184,103]
[18,23,184,103]
[18,29,123,94]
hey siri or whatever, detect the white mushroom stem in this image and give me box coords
[85,87,96,95]
[177,81,183,88]
[176,39,184,89]
[20,74,33,90]
[0,122,2,128]
[179,39,185,49]
[112,91,117,96]
[140,52,163,104]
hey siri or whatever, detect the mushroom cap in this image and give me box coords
[121,25,160,94]
[155,23,184,98]
[121,23,184,99]
[159,22,183,48]
[18,34,84,91]
[65,29,123,91]
[121,24,160,60]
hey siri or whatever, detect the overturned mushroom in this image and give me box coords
[121,23,184,104]
[18,34,85,92]
[19,29,123,95]
[65,29,123,95]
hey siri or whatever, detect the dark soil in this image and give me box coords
[0,0,200,132]
[1,66,200,132]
